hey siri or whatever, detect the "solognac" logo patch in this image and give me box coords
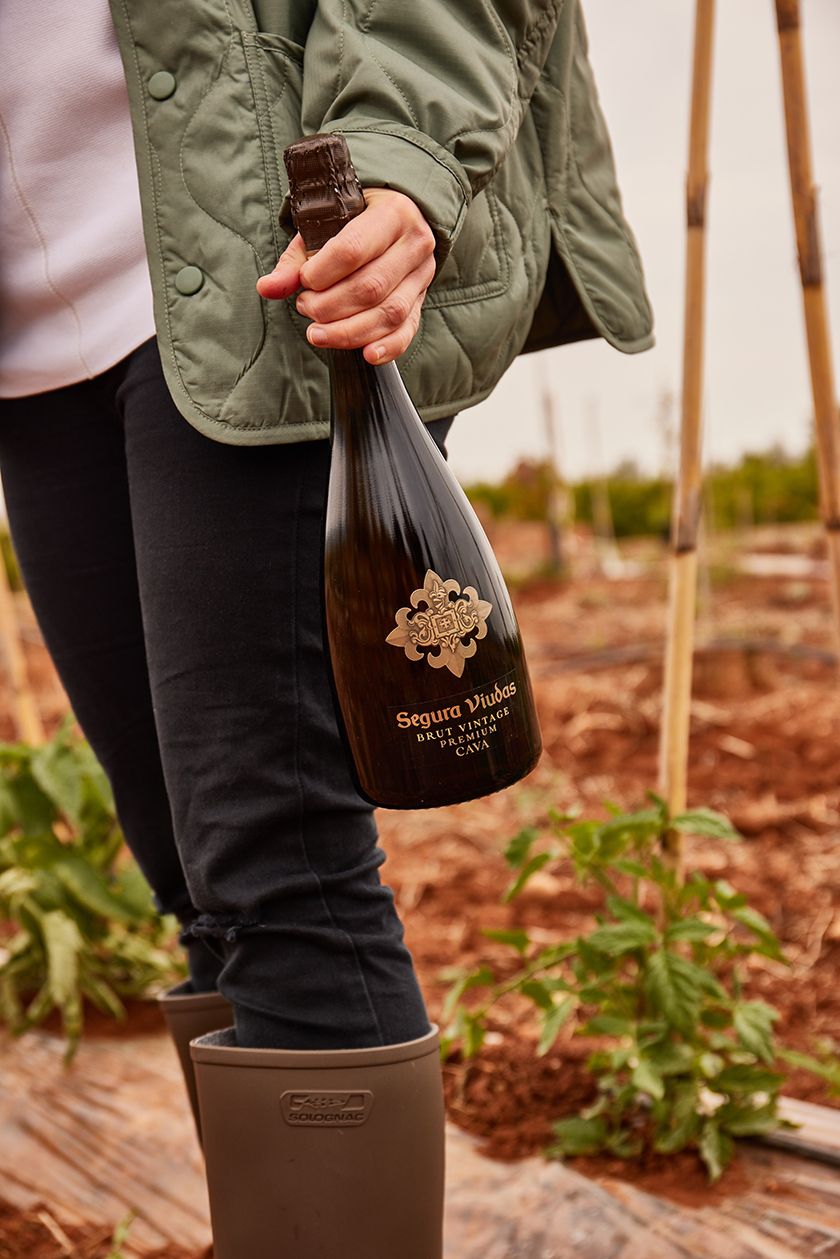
[280,1090,374,1127]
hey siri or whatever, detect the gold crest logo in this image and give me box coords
[385,570,492,677]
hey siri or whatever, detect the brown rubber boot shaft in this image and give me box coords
[192,1026,444,1259]
[157,982,233,1146]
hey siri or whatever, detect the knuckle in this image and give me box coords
[381,293,411,329]
[356,271,388,308]
[331,226,365,269]
[410,219,436,255]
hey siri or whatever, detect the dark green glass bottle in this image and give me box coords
[285,134,541,808]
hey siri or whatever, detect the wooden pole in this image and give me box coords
[539,368,566,577]
[658,0,716,869]
[0,548,43,744]
[586,398,621,578]
[775,0,840,659]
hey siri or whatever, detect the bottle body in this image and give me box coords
[324,350,542,810]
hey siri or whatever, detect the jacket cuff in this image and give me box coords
[280,124,471,268]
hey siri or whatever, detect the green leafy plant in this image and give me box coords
[0,719,185,1060]
[443,795,793,1182]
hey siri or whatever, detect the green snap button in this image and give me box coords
[175,266,204,296]
[148,71,176,100]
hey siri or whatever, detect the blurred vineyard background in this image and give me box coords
[466,443,819,541]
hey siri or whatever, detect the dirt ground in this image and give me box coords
[0,1199,208,1259]
[5,520,840,1203]
[372,522,840,1172]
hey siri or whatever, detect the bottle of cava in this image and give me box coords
[285,134,541,809]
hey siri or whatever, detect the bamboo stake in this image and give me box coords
[586,398,621,578]
[539,367,566,576]
[658,0,716,872]
[775,0,840,660]
[0,548,43,744]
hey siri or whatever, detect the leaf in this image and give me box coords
[31,742,84,826]
[9,775,55,836]
[547,1116,608,1158]
[733,1001,778,1065]
[441,967,494,1022]
[520,980,555,1010]
[456,1008,486,1059]
[503,852,552,902]
[644,949,704,1035]
[698,1119,732,1183]
[0,778,20,836]
[537,997,574,1056]
[53,857,139,923]
[665,918,717,944]
[713,881,748,911]
[632,1059,665,1100]
[606,1131,644,1159]
[481,929,531,955]
[565,822,600,874]
[116,864,156,918]
[79,969,126,1021]
[714,1064,785,1095]
[73,740,117,815]
[0,867,38,900]
[719,1101,780,1138]
[671,809,741,841]
[778,1047,840,1089]
[654,1110,701,1153]
[40,910,84,1008]
[730,907,786,962]
[585,1015,633,1037]
[576,936,617,975]
[599,808,662,840]
[588,919,658,957]
[503,828,539,869]
[701,1008,733,1029]
[547,806,581,829]
[647,1041,696,1076]
[612,859,649,880]
[19,982,54,1031]
[606,895,654,926]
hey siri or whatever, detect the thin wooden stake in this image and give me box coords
[775,0,840,662]
[0,548,44,744]
[539,365,567,577]
[658,0,716,873]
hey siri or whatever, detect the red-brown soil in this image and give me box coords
[6,523,840,1206]
[0,1197,209,1259]
[373,525,840,1179]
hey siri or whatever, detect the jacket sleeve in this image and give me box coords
[298,0,563,263]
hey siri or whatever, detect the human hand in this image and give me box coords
[256,188,436,364]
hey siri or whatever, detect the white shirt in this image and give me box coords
[0,1,155,397]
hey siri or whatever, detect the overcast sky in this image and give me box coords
[446,0,840,486]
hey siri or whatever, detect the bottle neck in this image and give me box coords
[328,350,406,446]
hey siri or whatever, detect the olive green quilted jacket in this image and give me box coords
[110,0,653,445]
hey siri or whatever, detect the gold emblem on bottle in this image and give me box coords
[385,570,492,677]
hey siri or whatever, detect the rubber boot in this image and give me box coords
[191,1025,445,1259]
[157,982,233,1146]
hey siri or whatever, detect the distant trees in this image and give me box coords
[465,446,818,539]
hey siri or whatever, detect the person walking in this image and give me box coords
[0,1,652,1254]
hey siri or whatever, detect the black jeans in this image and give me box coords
[0,338,445,1051]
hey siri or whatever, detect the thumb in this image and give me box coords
[256,233,308,300]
